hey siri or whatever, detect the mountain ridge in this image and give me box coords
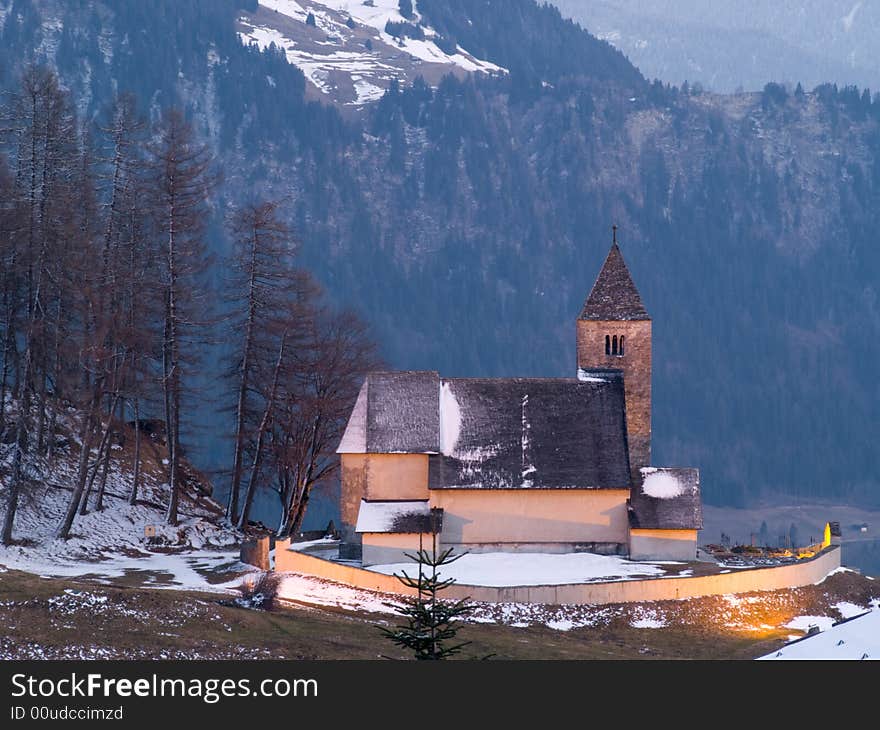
[0,0,878,516]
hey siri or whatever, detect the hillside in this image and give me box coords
[0,559,877,659]
[237,0,506,107]
[0,0,878,517]
[0,398,238,573]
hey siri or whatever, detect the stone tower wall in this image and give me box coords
[576,318,651,480]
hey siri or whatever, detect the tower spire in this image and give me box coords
[578,236,649,321]
[576,231,652,482]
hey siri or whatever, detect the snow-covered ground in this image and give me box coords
[0,458,241,590]
[0,543,245,592]
[237,0,505,106]
[366,551,668,587]
[758,601,880,660]
[278,572,401,614]
[0,403,243,591]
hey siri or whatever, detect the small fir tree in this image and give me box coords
[381,511,472,660]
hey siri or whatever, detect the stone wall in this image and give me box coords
[576,318,651,478]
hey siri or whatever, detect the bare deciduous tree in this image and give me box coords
[225,199,294,525]
[3,66,78,545]
[273,307,379,538]
[147,108,217,526]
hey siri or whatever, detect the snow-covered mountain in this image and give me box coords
[2,0,880,515]
[237,0,505,106]
[553,0,880,93]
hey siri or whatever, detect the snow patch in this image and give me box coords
[784,614,836,632]
[439,381,461,456]
[0,547,245,593]
[240,0,505,106]
[760,608,880,660]
[641,471,684,499]
[352,77,385,103]
[354,499,429,533]
[835,601,868,619]
[288,536,339,551]
[577,368,607,383]
[520,394,533,485]
[277,572,401,614]
[630,607,667,628]
[546,619,575,631]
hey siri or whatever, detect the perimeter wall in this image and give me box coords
[273,541,841,606]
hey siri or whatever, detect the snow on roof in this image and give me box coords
[355,500,431,533]
[367,371,440,453]
[577,368,609,383]
[758,606,880,660]
[439,380,461,456]
[629,467,702,530]
[642,470,684,499]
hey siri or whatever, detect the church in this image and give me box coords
[336,236,703,566]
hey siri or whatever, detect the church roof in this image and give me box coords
[337,371,440,454]
[579,243,650,321]
[338,369,632,490]
[628,468,703,530]
[430,375,631,490]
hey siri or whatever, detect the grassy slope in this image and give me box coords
[2,568,875,660]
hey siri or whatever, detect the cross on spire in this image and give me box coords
[612,224,618,245]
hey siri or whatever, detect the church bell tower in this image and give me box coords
[576,228,652,480]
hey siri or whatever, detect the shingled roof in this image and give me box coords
[338,371,632,489]
[337,371,440,454]
[430,374,631,490]
[579,243,650,321]
[629,467,703,530]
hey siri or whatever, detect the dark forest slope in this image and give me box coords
[1,0,878,510]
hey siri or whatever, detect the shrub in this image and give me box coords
[235,571,282,610]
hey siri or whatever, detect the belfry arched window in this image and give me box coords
[605,335,611,355]
[612,335,618,355]
[619,335,625,356]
